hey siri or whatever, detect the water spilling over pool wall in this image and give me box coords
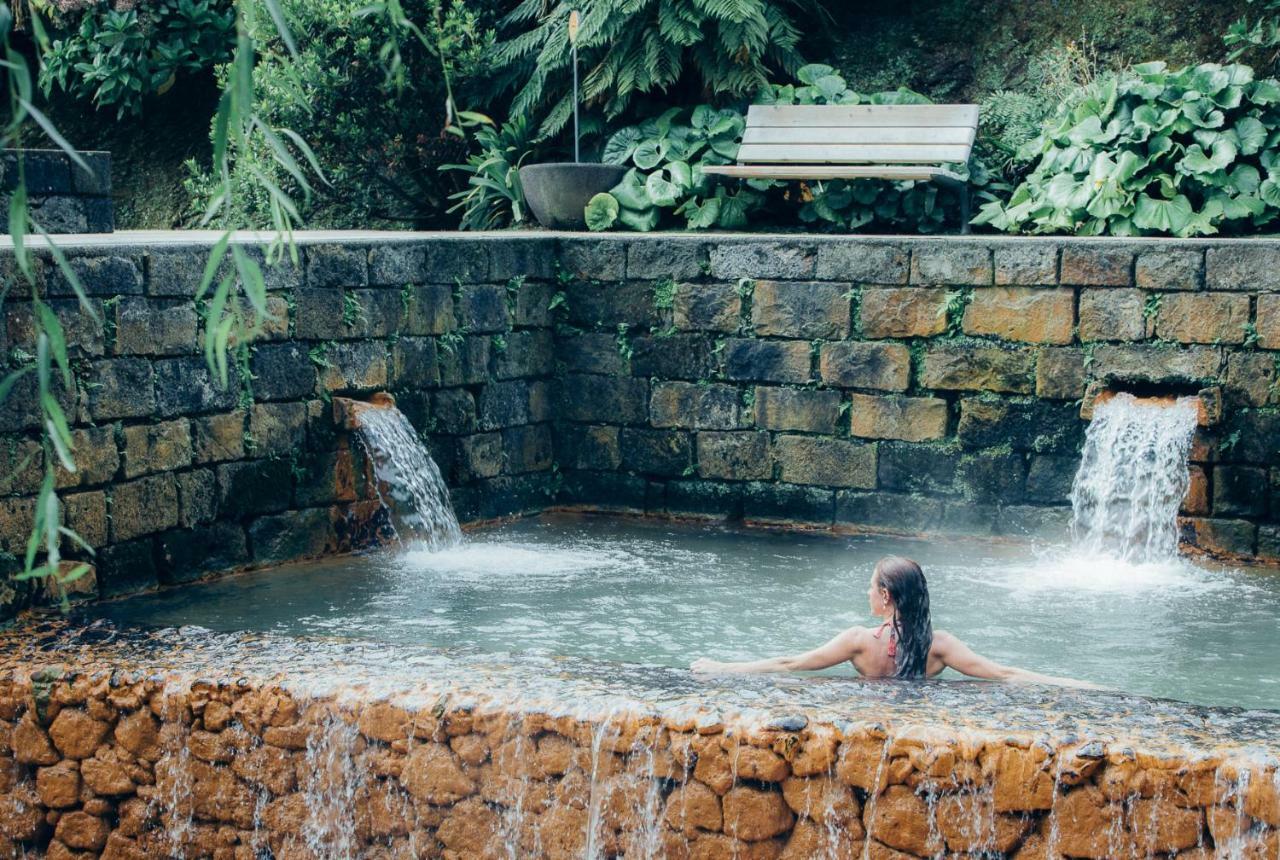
[3,234,1280,612]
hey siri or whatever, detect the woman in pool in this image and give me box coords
[690,555,1085,685]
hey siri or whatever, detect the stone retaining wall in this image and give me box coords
[2,151,113,234]
[0,663,1276,859]
[4,233,1280,610]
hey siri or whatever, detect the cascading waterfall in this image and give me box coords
[352,405,463,551]
[1069,392,1199,564]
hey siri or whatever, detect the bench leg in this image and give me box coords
[959,185,971,235]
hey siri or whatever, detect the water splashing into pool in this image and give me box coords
[1069,393,1199,564]
[352,405,462,551]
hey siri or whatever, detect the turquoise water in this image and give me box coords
[93,513,1280,710]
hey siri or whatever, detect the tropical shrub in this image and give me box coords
[444,115,543,230]
[974,62,1280,237]
[184,0,496,229]
[587,65,978,233]
[39,0,235,118]
[491,0,817,138]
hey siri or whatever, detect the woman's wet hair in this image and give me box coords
[873,556,933,679]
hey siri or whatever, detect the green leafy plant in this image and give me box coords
[1225,1,1280,69]
[975,62,1280,237]
[444,113,541,229]
[40,0,235,118]
[491,0,818,138]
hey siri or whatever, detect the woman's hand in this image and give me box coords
[690,658,725,674]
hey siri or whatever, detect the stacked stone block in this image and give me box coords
[4,234,1280,610]
[0,150,113,234]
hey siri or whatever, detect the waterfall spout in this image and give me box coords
[1069,392,1198,564]
[339,394,463,551]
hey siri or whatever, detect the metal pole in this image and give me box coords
[573,40,580,163]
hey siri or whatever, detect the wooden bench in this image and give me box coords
[703,104,980,233]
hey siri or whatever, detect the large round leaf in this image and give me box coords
[611,169,651,210]
[645,171,680,207]
[633,139,667,170]
[1134,194,1194,235]
[617,206,660,232]
[584,193,619,231]
[602,127,642,165]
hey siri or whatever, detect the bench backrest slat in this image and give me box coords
[739,104,978,165]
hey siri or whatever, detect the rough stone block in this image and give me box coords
[154,357,239,417]
[753,387,841,433]
[560,332,627,376]
[628,240,707,280]
[110,474,179,542]
[836,490,946,532]
[1213,465,1268,517]
[0,497,35,555]
[664,480,742,518]
[709,242,815,280]
[1183,464,1210,515]
[963,287,1074,344]
[459,285,509,334]
[742,482,834,523]
[673,283,741,333]
[774,435,875,488]
[815,242,909,283]
[54,425,119,489]
[751,282,849,339]
[556,424,621,471]
[565,281,661,329]
[849,393,948,442]
[48,254,143,297]
[502,424,553,474]
[1155,293,1250,344]
[1184,517,1257,557]
[392,337,441,388]
[489,238,555,281]
[723,339,811,384]
[319,342,389,392]
[64,490,107,547]
[477,380,530,430]
[957,397,1083,453]
[1078,289,1150,342]
[0,438,42,495]
[249,508,332,566]
[433,389,477,434]
[96,539,159,598]
[423,240,489,283]
[1035,347,1087,400]
[305,244,368,288]
[994,244,1058,285]
[955,449,1026,503]
[877,442,959,493]
[559,470,648,512]
[557,375,648,424]
[251,342,317,401]
[438,336,491,387]
[819,342,910,391]
[0,372,74,432]
[249,402,307,456]
[1090,344,1221,386]
[86,358,155,420]
[910,244,992,285]
[1206,246,1280,291]
[920,345,1034,394]
[459,432,504,480]
[559,239,625,281]
[513,280,555,328]
[217,459,293,519]
[620,428,692,477]
[122,419,192,478]
[147,249,213,297]
[404,284,455,335]
[1060,245,1132,285]
[1225,352,1279,408]
[113,298,196,356]
[1135,249,1202,291]
[294,288,346,340]
[176,468,216,527]
[1025,455,1078,503]
[1221,409,1280,463]
[859,287,947,338]
[494,329,554,381]
[368,245,427,286]
[158,522,250,584]
[5,298,105,357]
[344,288,402,339]
[631,334,716,380]
[650,382,741,430]
[697,431,772,481]
[191,411,246,464]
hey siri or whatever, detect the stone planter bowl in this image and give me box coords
[520,162,629,230]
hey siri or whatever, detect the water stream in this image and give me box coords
[351,405,462,551]
[1069,392,1199,564]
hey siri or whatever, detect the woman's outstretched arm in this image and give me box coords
[932,631,1091,687]
[690,627,865,675]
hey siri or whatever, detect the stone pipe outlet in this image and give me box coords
[332,391,398,431]
[1080,384,1222,427]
